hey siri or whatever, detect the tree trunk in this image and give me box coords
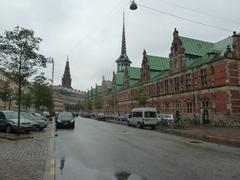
[4,101,6,110]
[8,99,11,110]
[17,52,23,136]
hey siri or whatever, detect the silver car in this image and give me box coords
[0,111,33,133]
[21,112,47,131]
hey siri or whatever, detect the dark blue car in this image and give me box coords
[117,115,128,121]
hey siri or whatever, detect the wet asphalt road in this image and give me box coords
[55,117,240,180]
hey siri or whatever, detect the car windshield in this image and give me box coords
[32,112,42,118]
[59,112,73,119]
[144,111,156,118]
[4,111,24,119]
[21,112,32,118]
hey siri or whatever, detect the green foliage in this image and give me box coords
[134,86,147,107]
[0,26,49,134]
[21,92,33,110]
[177,119,190,129]
[32,73,53,111]
[109,87,118,108]
[0,81,13,109]
[0,26,48,86]
[94,91,102,111]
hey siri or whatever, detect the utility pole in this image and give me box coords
[49,58,54,87]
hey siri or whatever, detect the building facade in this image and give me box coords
[87,16,240,124]
[53,59,85,111]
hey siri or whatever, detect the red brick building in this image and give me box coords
[87,18,240,124]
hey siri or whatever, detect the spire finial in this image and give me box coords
[121,11,127,55]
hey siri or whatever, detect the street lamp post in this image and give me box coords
[49,58,54,87]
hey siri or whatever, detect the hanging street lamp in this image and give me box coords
[130,0,137,10]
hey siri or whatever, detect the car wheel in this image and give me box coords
[127,121,130,126]
[5,125,12,133]
[151,125,155,130]
[137,122,142,129]
[72,124,75,129]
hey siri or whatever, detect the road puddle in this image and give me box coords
[55,155,145,180]
[114,171,143,180]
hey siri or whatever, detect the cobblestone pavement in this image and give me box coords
[0,123,53,180]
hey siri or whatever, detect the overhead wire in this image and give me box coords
[150,0,240,25]
[138,3,233,32]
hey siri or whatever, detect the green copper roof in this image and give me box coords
[209,36,232,53]
[184,36,232,70]
[179,36,213,56]
[147,55,170,71]
[116,72,124,85]
[127,66,141,80]
[150,71,161,79]
[152,71,170,81]
[116,85,123,91]
[129,79,139,87]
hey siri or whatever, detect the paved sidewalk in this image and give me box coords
[0,122,54,180]
[158,126,240,147]
[106,119,240,147]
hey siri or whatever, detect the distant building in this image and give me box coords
[53,58,85,111]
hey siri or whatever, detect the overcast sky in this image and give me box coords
[0,0,239,91]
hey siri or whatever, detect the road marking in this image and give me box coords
[50,159,56,176]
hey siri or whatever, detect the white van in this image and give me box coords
[128,107,158,129]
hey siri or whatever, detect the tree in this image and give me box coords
[108,87,118,113]
[21,92,33,110]
[94,91,102,111]
[0,26,48,135]
[134,86,147,107]
[0,81,13,109]
[32,74,53,112]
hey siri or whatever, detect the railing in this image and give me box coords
[213,119,240,128]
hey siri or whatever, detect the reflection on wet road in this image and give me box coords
[55,117,240,180]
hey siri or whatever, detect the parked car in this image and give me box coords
[42,111,50,120]
[158,114,175,126]
[21,112,47,131]
[117,114,128,121]
[30,112,48,122]
[105,114,118,120]
[128,107,158,129]
[90,113,97,118]
[56,112,75,129]
[0,110,33,133]
[80,112,91,118]
[95,113,105,121]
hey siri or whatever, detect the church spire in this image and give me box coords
[116,12,131,73]
[62,56,72,89]
[121,11,127,56]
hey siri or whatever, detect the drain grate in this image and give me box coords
[190,141,202,144]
